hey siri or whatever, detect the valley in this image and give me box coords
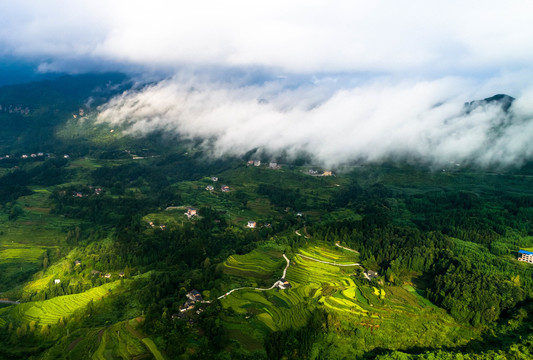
[0,75,531,359]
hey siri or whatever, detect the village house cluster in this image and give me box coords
[0,153,74,161]
[179,290,204,313]
[147,221,166,230]
[247,160,281,169]
[89,269,125,279]
[206,184,231,192]
[72,187,103,198]
[205,176,235,193]
[0,104,30,115]
[308,169,334,176]
[53,261,125,286]
[72,108,86,119]
[0,152,46,160]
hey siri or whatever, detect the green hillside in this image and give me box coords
[0,75,532,359]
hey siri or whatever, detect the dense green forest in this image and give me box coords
[0,75,532,359]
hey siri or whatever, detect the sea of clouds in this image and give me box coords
[97,75,533,168]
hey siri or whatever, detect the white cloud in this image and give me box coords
[2,1,533,76]
[97,76,533,168]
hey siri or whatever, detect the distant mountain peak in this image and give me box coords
[464,94,515,114]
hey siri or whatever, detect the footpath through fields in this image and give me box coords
[215,254,291,300]
[335,242,359,254]
[297,253,360,267]
[0,299,20,305]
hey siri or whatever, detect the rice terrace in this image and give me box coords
[216,242,475,354]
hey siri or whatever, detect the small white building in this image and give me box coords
[54,279,61,284]
[276,278,292,290]
[247,221,257,228]
[206,185,214,191]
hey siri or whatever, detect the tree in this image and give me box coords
[8,204,24,220]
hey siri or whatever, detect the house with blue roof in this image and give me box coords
[518,249,533,264]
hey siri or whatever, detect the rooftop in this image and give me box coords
[518,249,533,255]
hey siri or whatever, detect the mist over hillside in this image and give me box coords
[97,76,533,169]
[2,2,533,170]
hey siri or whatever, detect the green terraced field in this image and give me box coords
[0,222,70,248]
[0,244,48,292]
[288,252,357,285]
[142,338,165,360]
[218,244,477,355]
[22,275,55,294]
[299,244,359,264]
[1,281,122,326]
[220,245,362,338]
[91,320,149,360]
[0,246,46,262]
[40,318,154,360]
[222,244,286,288]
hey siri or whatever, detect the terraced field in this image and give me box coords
[0,190,78,248]
[219,243,363,347]
[1,281,122,326]
[0,245,46,263]
[218,243,476,354]
[22,275,55,294]
[0,244,48,292]
[298,244,360,265]
[91,320,150,360]
[287,250,358,285]
[222,244,286,288]
[142,338,165,360]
